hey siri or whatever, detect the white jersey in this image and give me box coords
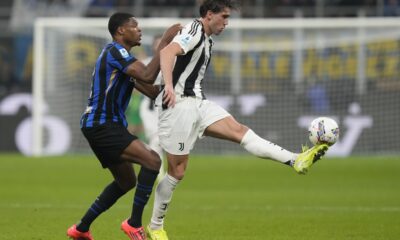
[156,20,232,155]
[164,19,213,99]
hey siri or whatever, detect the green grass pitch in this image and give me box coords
[0,154,399,240]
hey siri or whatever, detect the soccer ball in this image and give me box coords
[308,117,339,146]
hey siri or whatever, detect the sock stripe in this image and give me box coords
[93,201,109,213]
[137,183,153,191]
[93,202,105,210]
[134,196,148,205]
[89,207,100,215]
[130,167,159,227]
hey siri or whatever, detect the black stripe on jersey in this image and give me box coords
[81,74,95,127]
[105,73,121,122]
[172,33,204,89]
[93,48,109,126]
[183,47,205,96]
[206,38,213,68]
[198,38,213,100]
[105,81,114,122]
[110,47,136,69]
[172,54,192,88]
[120,79,134,114]
[188,20,200,36]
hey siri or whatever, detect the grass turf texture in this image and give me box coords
[0,154,399,240]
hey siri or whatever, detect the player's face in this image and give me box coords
[122,18,142,46]
[209,7,231,36]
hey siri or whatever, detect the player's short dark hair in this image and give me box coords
[108,12,134,36]
[199,0,238,17]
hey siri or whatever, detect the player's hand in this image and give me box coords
[163,85,176,108]
[161,24,182,44]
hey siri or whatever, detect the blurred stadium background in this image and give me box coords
[0,1,399,157]
[1,1,400,240]
[0,0,395,157]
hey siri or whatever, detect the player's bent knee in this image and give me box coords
[116,178,136,192]
[169,168,185,180]
[147,151,162,171]
[178,174,185,180]
[172,172,185,180]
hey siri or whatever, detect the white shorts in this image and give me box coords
[158,97,230,155]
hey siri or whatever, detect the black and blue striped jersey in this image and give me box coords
[80,42,137,128]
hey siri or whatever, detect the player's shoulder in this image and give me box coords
[182,19,203,37]
[174,19,204,53]
[108,42,132,60]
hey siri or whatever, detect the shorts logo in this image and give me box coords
[178,142,184,151]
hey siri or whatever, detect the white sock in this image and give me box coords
[240,129,296,164]
[150,174,180,230]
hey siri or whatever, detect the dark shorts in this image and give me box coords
[81,123,138,168]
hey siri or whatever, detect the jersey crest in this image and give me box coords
[119,48,129,58]
[178,34,193,47]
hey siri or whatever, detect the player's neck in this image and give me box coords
[200,18,212,36]
[113,38,132,51]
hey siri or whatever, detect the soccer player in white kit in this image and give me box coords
[146,1,329,239]
[139,35,166,181]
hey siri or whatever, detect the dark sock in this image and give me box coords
[77,181,126,232]
[128,167,159,228]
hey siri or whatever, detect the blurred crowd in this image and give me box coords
[0,0,399,96]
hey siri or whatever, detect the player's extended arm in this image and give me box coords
[160,42,184,108]
[135,81,161,100]
[124,24,181,84]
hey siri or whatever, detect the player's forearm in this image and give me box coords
[140,55,161,84]
[135,81,161,99]
[160,47,176,87]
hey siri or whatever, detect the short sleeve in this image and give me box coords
[108,46,137,73]
[172,20,203,55]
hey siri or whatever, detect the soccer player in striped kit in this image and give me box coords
[146,1,329,239]
[66,13,180,240]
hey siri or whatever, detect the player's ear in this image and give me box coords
[206,10,213,20]
[117,26,125,35]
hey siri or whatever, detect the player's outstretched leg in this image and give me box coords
[292,144,329,174]
[121,219,147,240]
[146,225,169,240]
[67,224,94,240]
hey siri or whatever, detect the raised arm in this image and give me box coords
[160,42,184,108]
[124,24,181,84]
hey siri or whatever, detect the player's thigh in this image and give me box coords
[81,123,137,168]
[158,98,199,155]
[204,116,248,143]
[121,139,161,171]
[199,100,247,143]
